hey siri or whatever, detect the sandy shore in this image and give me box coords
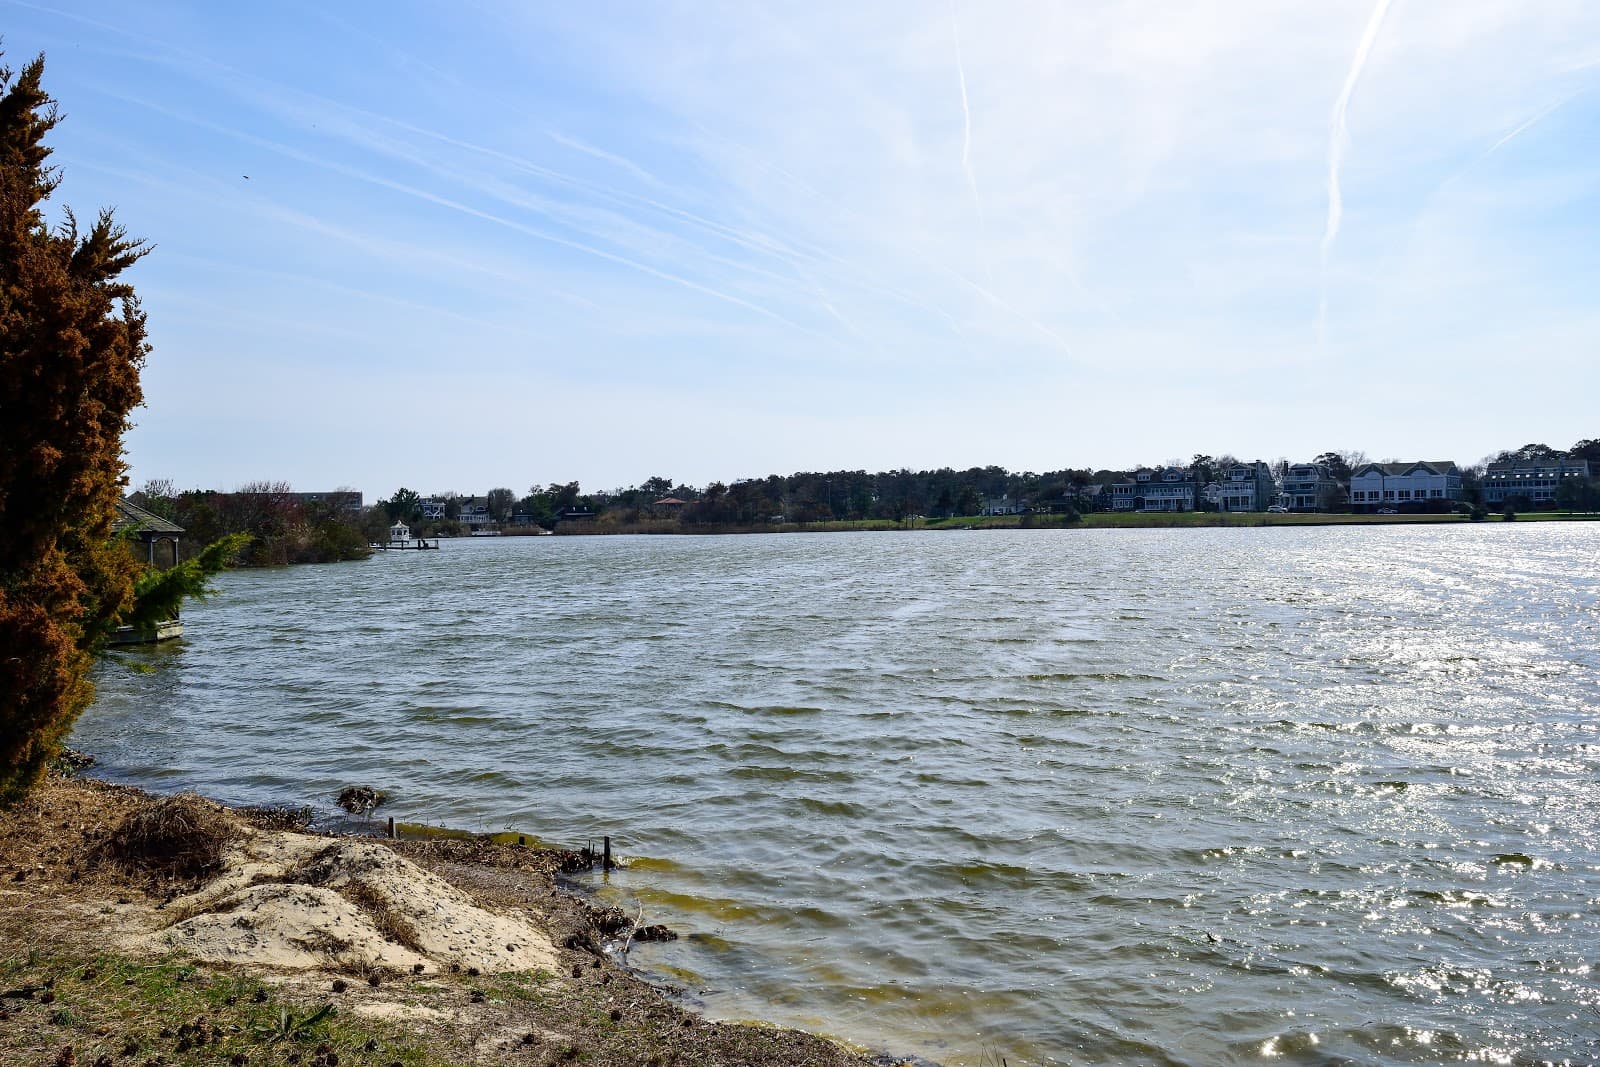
[0,771,905,1066]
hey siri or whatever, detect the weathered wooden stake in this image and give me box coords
[603,836,613,872]
[517,834,526,847]
[386,816,395,839]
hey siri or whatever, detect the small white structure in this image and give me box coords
[370,517,437,551]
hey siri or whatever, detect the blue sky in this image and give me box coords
[7,0,1599,498]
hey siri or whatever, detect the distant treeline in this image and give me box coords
[383,467,1091,532]
[130,481,370,564]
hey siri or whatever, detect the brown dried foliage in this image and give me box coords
[100,793,239,882]
[0,53,150,804]
[342,880,425,954]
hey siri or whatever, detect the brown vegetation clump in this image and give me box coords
[101,793,239,881]
[336,785,386,815]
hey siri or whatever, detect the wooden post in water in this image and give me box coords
[603,836,613,872]
[386,816,395,839]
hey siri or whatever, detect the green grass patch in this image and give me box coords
[1498,511,1600,521]
[0,948,449,1066]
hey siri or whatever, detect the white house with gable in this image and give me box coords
[1348,462,1462,510]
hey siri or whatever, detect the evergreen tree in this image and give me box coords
[0,54,150,803]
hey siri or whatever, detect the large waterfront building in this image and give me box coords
[1111,467,1197,512]
[1481,456,1592,506]
[1348,462,1462,509]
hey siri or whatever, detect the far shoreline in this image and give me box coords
[476,510,1600,539]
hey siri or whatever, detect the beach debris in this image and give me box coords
[55,749,96,772]
[241,804,314,832]
[336,786,386,816]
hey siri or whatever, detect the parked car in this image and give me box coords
[1266,505,1288,513]
[1377,508,1397,514]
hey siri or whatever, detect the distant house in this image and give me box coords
[1348,462,1462,510]
[1112,467,1196,512]
[1202,461,1277,512]
[653,497,688,517]
[455,497,496,531]
[1281,461,1341,512]
[418,498,448,520]
[556,506,597,523]
[1071,484,1107,511]
[113,498,184,568]
[981,496,1027,515]
[1482,456,1591,507]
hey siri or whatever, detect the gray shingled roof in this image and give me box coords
[113,498,185,536]
[1355,461,1460,477]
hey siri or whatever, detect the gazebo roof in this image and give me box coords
[113,498,184,537]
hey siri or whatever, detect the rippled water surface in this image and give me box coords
[81,526,1600,1064]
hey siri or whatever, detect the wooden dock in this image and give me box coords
[108,617,184,645]
[369,538,440,551]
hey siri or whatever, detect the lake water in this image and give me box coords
[80,525,1600,1065]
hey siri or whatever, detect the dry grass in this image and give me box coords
[99,793,239,882]
[342,880,424,954]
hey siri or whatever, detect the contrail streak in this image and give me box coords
[1319,0,1393,342]
[1483,88,1584,157]
[950,0,987,254]
[960,275,1073,356]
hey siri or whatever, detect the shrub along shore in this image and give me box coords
[2,768,915,1067]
